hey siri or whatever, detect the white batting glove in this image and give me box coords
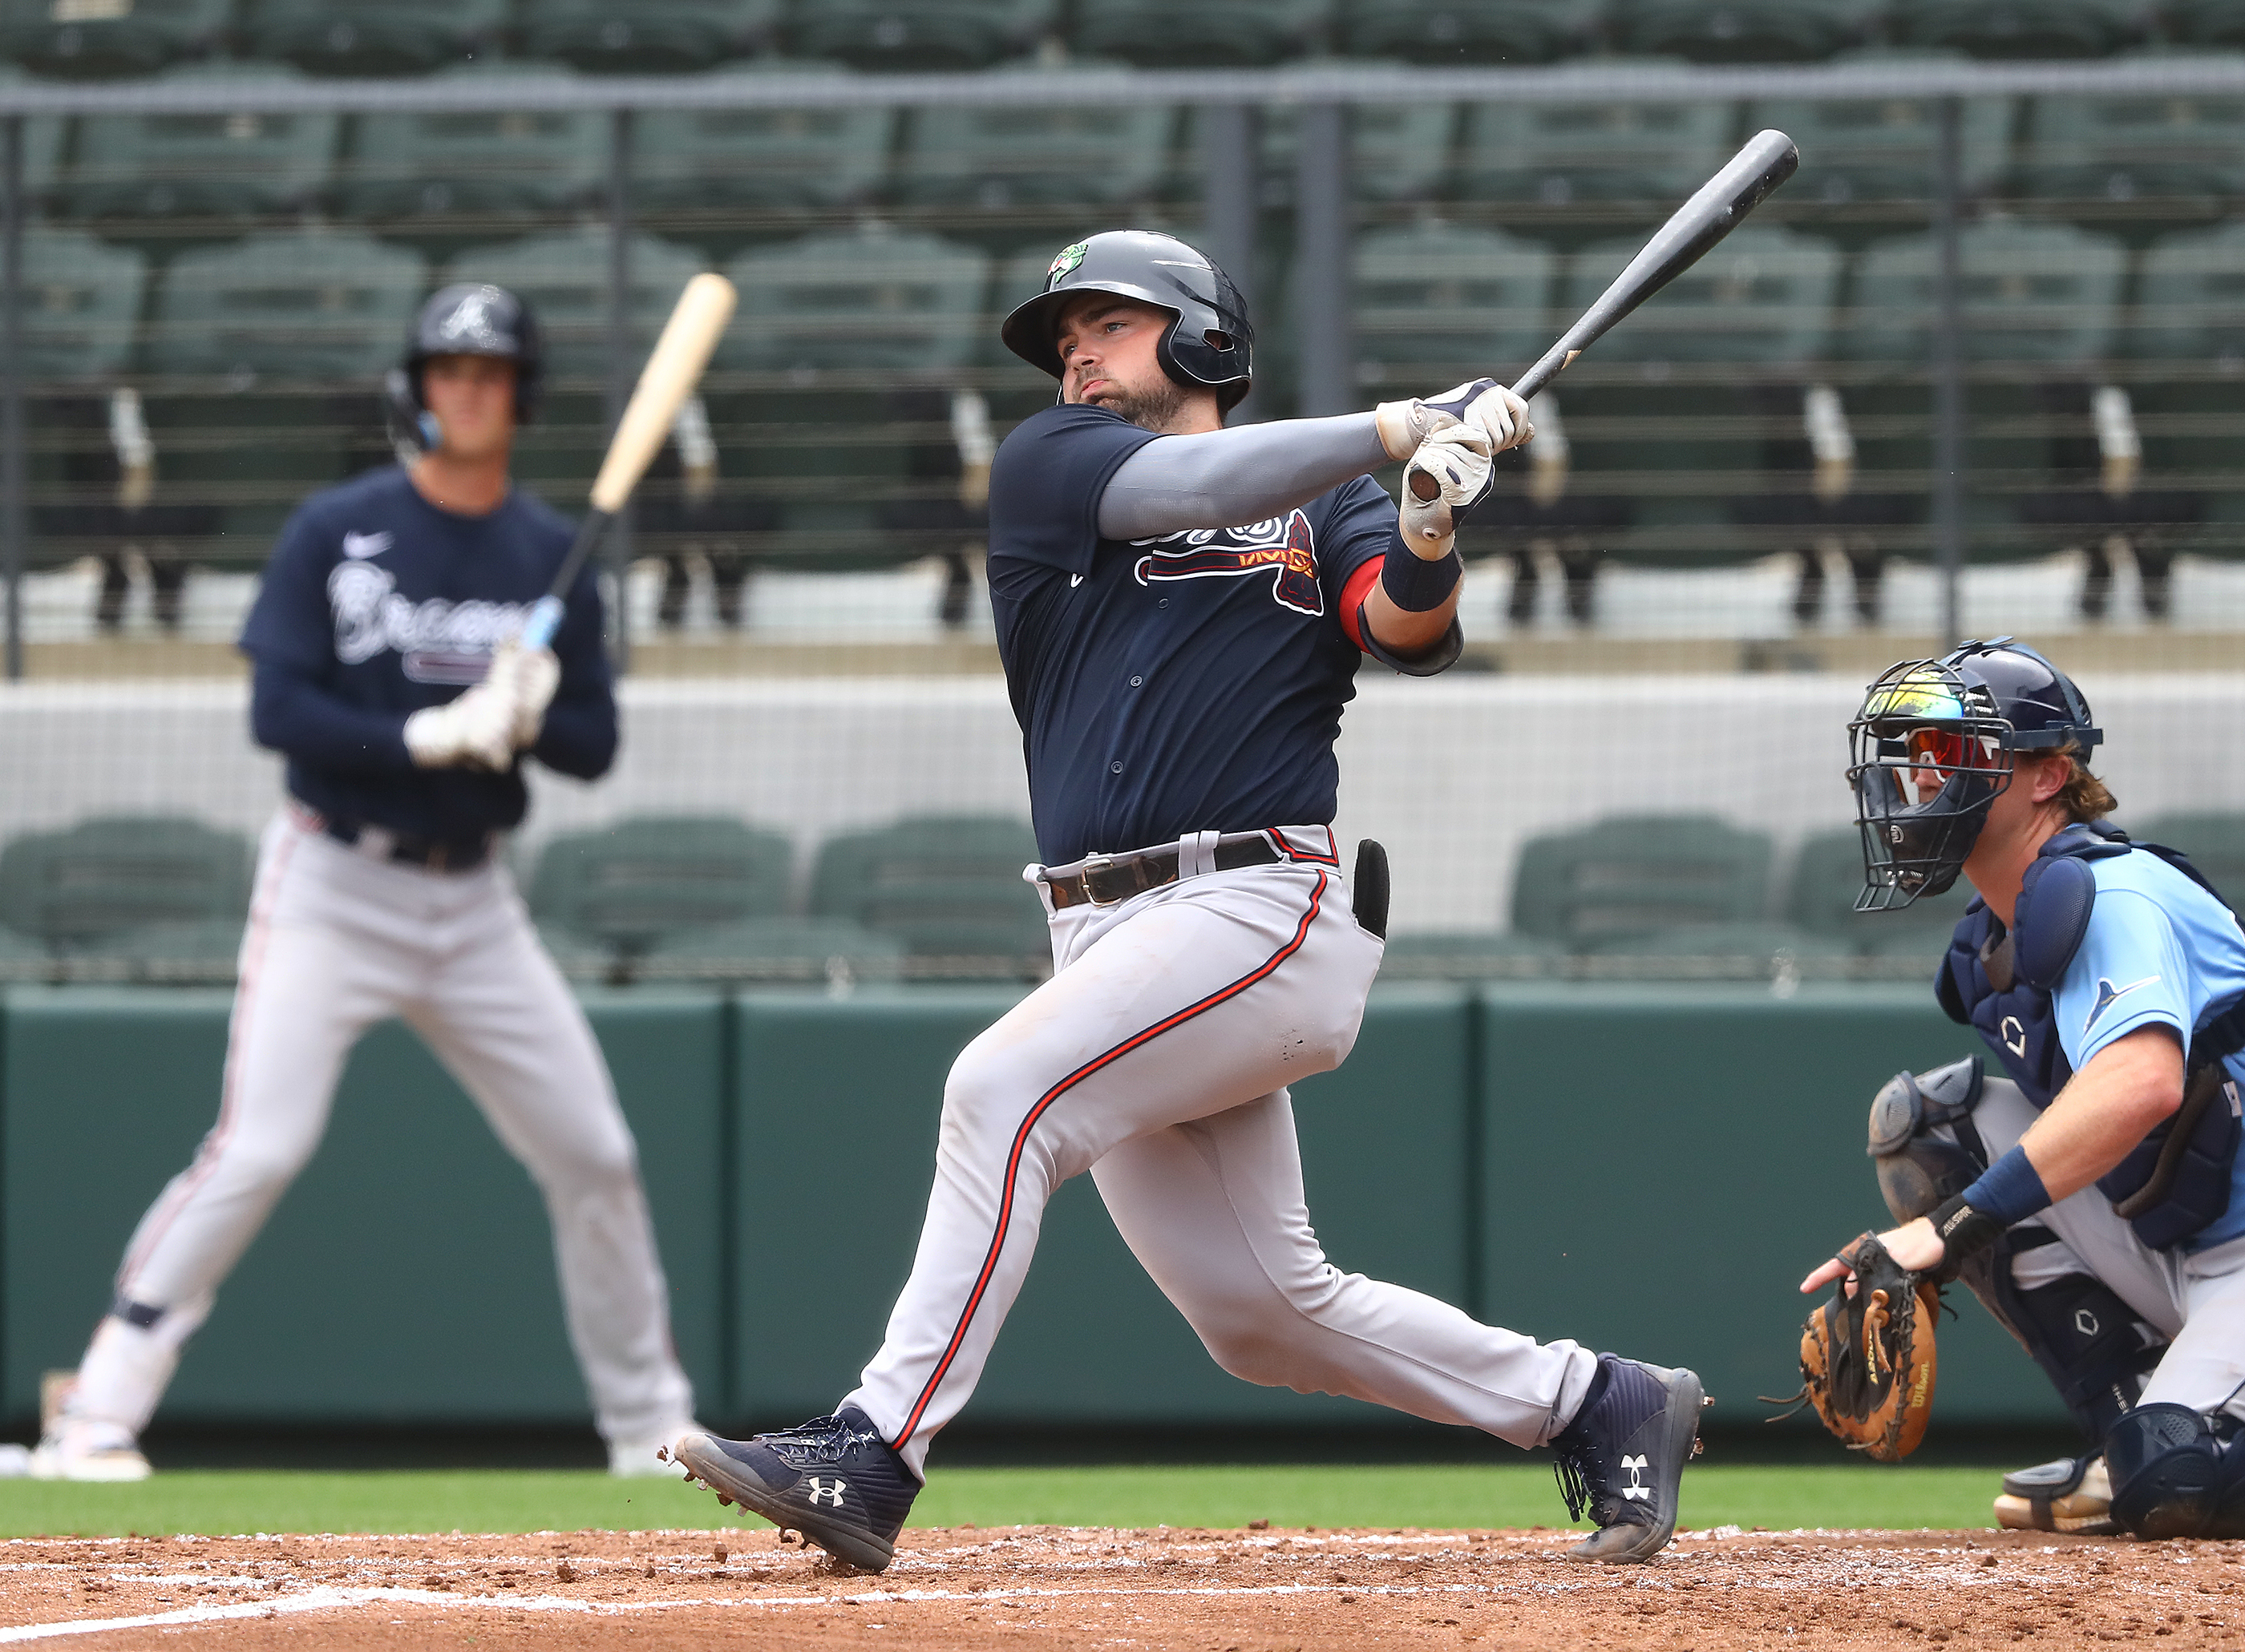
[482,639,560,752]
[1376,378,1534,463]
[402,686,516,772]
[1400,424,1495,559]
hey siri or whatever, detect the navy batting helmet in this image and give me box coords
[384,283,544,453]
[1848,638,2102,911]
[1001,230,1252,414]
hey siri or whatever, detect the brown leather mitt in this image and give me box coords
[1797,1231,1940,1461]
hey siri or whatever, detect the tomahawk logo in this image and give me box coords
[803,1477,848,1508]
[1131,510,1323,616]
[435,286,508,351]
[1620,1455,1651,1501]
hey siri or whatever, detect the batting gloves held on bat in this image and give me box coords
[402,640,560,772]
[1375,378,1534,465]
[1400,425,1495,559]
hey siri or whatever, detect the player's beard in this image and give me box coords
[1098,374,1194,435]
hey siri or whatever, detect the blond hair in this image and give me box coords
[2051,739,2117,823]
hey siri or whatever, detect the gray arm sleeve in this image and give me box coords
[1094,412,1391,540]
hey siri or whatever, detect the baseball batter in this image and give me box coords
[26,285,695,1480]
[1806,640,2245,1539]
[672,231,1705,1571]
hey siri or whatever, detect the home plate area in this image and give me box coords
[0,1525,2239,1648]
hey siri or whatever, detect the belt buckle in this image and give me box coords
[1080,855,1127,907]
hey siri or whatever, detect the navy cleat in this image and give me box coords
[667,1407,920,1573]
[1549,1354,1705,1563]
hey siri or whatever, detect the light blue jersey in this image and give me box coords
[2054,849,2245,1249]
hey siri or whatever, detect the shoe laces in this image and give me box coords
[761,1413,880,1470]
[1551,1440,1602,1523]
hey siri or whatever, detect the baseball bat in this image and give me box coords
[1509,127,1799,402]
[519,270,738,649]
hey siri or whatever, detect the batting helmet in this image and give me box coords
[1848,637,2103,911]
[1001,230,1252,414]
[383,282,544,454]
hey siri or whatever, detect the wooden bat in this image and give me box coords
[520,270,738,649]
[1510,128,1800,402]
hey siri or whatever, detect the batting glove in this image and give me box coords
[1400,424,1495,558]
[483,639,560,751]
[1376,378,1533,463]
[402,685,516,772]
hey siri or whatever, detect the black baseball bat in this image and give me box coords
[1510,128,1800,402]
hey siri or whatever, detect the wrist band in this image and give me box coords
[1926,1194,2004,1263]
[1960,1144,2053,1226]
[1380,544,1462,612]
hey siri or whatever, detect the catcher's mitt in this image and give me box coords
[1785,1231,1940,1461]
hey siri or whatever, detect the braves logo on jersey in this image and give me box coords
[1130,510,1322,618]
[327,559,531,685]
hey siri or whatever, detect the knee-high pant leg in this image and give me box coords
[402,879,692,1444]
[1091,1091,1595,1449]
[846,864,1593,1473]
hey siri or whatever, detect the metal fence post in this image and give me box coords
[1294,102,1353,419]
[1201,102,1260,422]
[2,115,22,682]
[605,105,635,672]
[1932,96,1965,648]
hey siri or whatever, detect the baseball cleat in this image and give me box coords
[1549,1354,1705,1563]
[1995,1453,2115,1535]
[667,1406,920,1573]
[28,1420,151,1483]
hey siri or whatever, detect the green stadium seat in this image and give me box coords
[2137,218,2245,362]
[1891,0,2146,58]
[0,0,230,79]
[1348,221,1554,391]
[1235,88,1458,204]
[0,815,252,951]
[1377,930,1562,979]
[1070,0,1328,67]
[1850,219,2127,368]
[2166,2,2245,48]
[533,922,622,983]
[528,818,796,955]
[63,916,245,980]
[2130,219,2245,537]
[338,64,609,223]
[241,0,508,75]
[1784,826,1971,950]
[1610,0,1879,63]
[2016,71,2245,219]
[809,814,1046,973]
[2133,813,2245,907]
[145,228,427,382]
[1458,73,1737,206]
[1509,815,1774,948]
[638,916,907,984]
[722,227,991,377]
[65,64,341,221]
[1335,0,1597,64]
[900,64,1174,209]
[18,228,146,380]
[0,70,67,205]
[519,0,780,73]
[1567,224,1841,366]
[788,0,1055,71]
[634,62,896,212]
[1586,921,1856,981]
[1750,57,2014,208]
[443,228,710,384]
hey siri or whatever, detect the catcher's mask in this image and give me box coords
[384,282,544,456]
[1000,229,1253,414]
[1848,638,2101,911]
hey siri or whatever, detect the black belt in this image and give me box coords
[322,816,493,873]
[1045,835,1284,911]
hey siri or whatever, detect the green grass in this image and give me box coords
[0,1463,2004,1539]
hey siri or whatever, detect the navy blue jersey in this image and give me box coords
[986,403,1411,866]
[238,465,615,842]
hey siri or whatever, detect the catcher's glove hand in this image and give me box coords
[1781,1231,1940,1462]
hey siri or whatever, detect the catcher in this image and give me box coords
[1798,639,2245,1541]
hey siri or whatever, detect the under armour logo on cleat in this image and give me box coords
[1621,1454,1651,1501]
[803,1477,847,1508]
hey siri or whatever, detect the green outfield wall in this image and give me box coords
[0,982,2066,1439]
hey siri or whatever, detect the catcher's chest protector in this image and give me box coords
[1939,823,2243,1248]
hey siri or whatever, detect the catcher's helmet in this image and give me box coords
[1848,637,2102,911]
[384,282,544,454]
[1001,229,1252,414]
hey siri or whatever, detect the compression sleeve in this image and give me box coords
[249,658,415,777]
[1095,413,1391,541]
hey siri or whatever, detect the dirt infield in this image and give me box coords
[0,1522,2238,1648]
